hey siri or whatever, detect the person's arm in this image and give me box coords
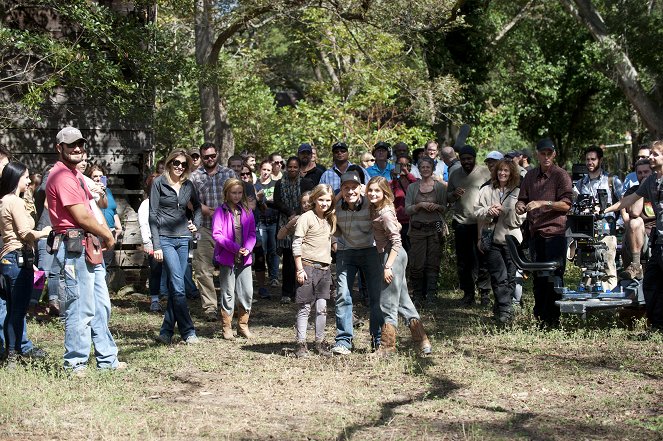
[627,196,644,218]
[148,180,162,251]
[211,207,241,253]
[13,198,51,242]
[113,213,122,236]
[292,235,307,284]
[244,208,257,252]
[605,191,641,214]
[404,183,418,216]
[190,183,202,230]
[66,204,115,248]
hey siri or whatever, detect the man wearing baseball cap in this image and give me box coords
[298,143,323,185]
[331,171,382,355]
[516,137,572,328]
[366,141,394,181]
[319,142,370,193]
[47,126,126,374]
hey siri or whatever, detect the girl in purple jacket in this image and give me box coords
[212,178,256,340]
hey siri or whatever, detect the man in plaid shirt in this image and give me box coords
[516,138,572,328]
[190,142,237,321]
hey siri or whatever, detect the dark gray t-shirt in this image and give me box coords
[635,173,663,243]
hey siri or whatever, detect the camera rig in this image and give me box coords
[506,190,641,318]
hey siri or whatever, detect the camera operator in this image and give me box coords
[605,140,663,333]
[516,138,572,328]
[619,159,654,280]
[572,146,619,291]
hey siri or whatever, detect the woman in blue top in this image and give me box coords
[87,164,122,267]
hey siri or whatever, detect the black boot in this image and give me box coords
[480,289,491,307]
[425,272,439,303]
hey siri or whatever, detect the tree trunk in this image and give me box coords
[561,0,663,138]
[194,0,235,163]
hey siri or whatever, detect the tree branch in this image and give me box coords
[492,0,537,45]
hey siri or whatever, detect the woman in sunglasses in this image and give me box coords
[149,149,202,345]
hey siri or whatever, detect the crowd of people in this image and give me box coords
[1,126,662,373]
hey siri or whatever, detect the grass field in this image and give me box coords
[0,281,661,440]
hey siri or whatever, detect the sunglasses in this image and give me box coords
[240,172,251,176]
[63,140,85,148]
[202,153,217,160]
[637,155,648,159]
[191,154,200,159]
[366,159,375,163]
[171,159,187,168]
[272,161,284,166]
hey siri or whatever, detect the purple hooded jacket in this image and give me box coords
[212,202,256,267]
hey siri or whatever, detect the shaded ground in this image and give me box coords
[0,282,661,440]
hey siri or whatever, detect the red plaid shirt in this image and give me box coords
[518,163,572,237]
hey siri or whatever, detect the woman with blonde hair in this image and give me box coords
[212,178,256,340]
[292,184,336,357]
[367,176,432,356]
[474,159,524,324]
[150,149,202,344]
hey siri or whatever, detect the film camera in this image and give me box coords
[566,190,612,291]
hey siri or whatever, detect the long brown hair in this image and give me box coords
[164,148,192,185]
[491,159,520,189]
[366,176,395,213]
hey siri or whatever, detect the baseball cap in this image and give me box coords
[458,145,477,157]
[332,142,348,152]
[297,143,313,154]
[56,127,86,145]
[536,138,555,151]
[340,171,361,186]
[505,150,521,159]
[485,150,504,161]
[372,141,391,155]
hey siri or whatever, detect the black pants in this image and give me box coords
[453,221,491,298]
[281,248,296,299]
[642,244,663,330]
[530,234,566,327]
[482,243,516,316]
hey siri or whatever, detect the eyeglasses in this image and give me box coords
[397,163,410,168]
[191,154,200,160]
[202,153,217,160]
[171,159,187,168]
[272,161,284,166]
[240,172,251,176]
[366,159,375,163]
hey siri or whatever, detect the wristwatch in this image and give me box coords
[547,200,552,207]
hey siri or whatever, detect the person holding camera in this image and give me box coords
[572,146,620,291]
[47,127,125,374]
[0,162,51,366]
[516,138,572,328]
[474,159,525,324]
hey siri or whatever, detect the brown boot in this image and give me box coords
[237,305,253,339]
[220,311,235,340]
[408,318,432,355]
[373,323,397,357]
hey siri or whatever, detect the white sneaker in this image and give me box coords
[331,344,351,355]
[184,335,200,345]
[271,279,280,287]
[280,296,291,304]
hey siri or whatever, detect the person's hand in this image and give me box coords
[115,226,123,238]
[143,242,153,256]
[453,187,465,198]
[187,220,197,233]
[526,200,545,212]
[296,269,307,285]
[331,242,337,253]
[41,225,52,236]
[103,233,116,251]
[487,204,502,217]
[425,203,438,212]
[89,182,104,195]
[239,247,250,256]
[153,249,163,262]
[515,201,527,215]
[383,267,394,284]
[477,241,484,254]
[287,215,299,227]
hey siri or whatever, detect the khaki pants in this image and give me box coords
[193,227,217,314]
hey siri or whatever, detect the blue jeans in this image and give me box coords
[51,243,119,370]
[157,258,198,298]
[37,238,58,302]
[258,223,279,281]
[159,236,196,339]
[334,247,382,349]
[0,252,34,354]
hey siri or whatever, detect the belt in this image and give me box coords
[302,260,330,270]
